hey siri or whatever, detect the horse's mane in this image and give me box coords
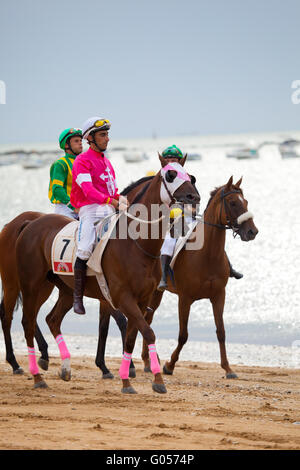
[120,176,154,196]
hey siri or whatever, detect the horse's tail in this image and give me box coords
[0,212,41,319]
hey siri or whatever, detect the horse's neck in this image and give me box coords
[131,175,166,256]
[202,201,226,260]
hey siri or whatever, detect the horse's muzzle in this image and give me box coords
[239,224,259,241]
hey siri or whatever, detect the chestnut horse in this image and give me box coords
[10,158,200,392]
[94,176,258,380]
[140,176,259,378]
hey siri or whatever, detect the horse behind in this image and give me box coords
[141,176,258,378]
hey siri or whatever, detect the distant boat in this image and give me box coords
[123,151,149,163]
[0,153,19,166]
[278,139,300,159]
[22,153,45,169]
[226,147,259,160]
[187,152,202,161]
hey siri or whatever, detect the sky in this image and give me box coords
[1,0,300,144]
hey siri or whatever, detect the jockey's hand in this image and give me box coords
[74,208,80,214]
[118,195,129,212]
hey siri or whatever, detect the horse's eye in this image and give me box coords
[165,170,177,183]
[230,201,237,207]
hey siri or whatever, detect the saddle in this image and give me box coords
[51,213,121,308]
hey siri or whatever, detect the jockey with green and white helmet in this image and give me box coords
[48,128,83,219]
[157,145,243,292]
[158,145,193,291]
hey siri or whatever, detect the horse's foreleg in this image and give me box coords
[164,295,192,375]
[118,296,167,394]
[95,303,113,378]
[46,289,73,382]
[211,290,238,379]
[142,290,164,372]
[35,323,49,371]
[142,307,155,372]
[111,309,136,378]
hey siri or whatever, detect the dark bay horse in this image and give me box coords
[11,158,200,392]
[141,176,258,378]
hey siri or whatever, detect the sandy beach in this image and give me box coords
[0,355,299,451]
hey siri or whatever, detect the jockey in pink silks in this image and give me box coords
[70,116,128,315]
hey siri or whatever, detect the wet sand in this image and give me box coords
[0,356,299,450]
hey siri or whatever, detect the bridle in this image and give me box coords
[124,170,190,258]
[201,187,246,237]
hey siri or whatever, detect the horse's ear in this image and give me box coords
[158,152,168,167]
[179,154,187,167]
[225,175,233,190]
[235,176,243,188]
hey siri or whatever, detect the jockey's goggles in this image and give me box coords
[84,119,111,138]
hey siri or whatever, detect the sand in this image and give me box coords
[0,356,299,451]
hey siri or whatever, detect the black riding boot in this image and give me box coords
[226,253,243,279]
[73,258,87,315]
[158,255,172,291]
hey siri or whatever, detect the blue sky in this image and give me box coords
[1,0,300,144]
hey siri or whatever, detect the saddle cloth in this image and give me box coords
[51,214,122,308]
[170,219,200,269]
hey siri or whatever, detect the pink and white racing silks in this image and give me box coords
[70,147,120,208]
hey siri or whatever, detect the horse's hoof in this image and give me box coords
[152,383,167,394]
[163,364,173,375]
[144,366,151,373]
[38,358,49,371]
[34,380,48,389]
[13,368,24,375]
[102,372,114,379]
[59,369,71,381]
[226,372,238,379]
[121,386,137,394]
[129,368,136,378]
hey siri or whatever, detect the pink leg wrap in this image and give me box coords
[55,334,71,360]
[28,347,39,376]
[148,344,161,375]
[119,352,132,379]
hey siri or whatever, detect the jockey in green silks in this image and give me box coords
[48,128,83,219]
[157,145,243,292]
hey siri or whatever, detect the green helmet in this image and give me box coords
[161,145,184,159]
[59,128,82,150]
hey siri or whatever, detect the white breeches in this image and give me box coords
[161,216,193,257]
[76,203,115,260]
[54,203,78,220]
[161,233,177,256]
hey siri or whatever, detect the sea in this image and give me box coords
[1,130,300,369]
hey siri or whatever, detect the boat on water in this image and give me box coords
[123,151,149,163]
[22,153,46,169]
[187,152,202,161]
[226,147,259,160]
[278,139,300,159]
